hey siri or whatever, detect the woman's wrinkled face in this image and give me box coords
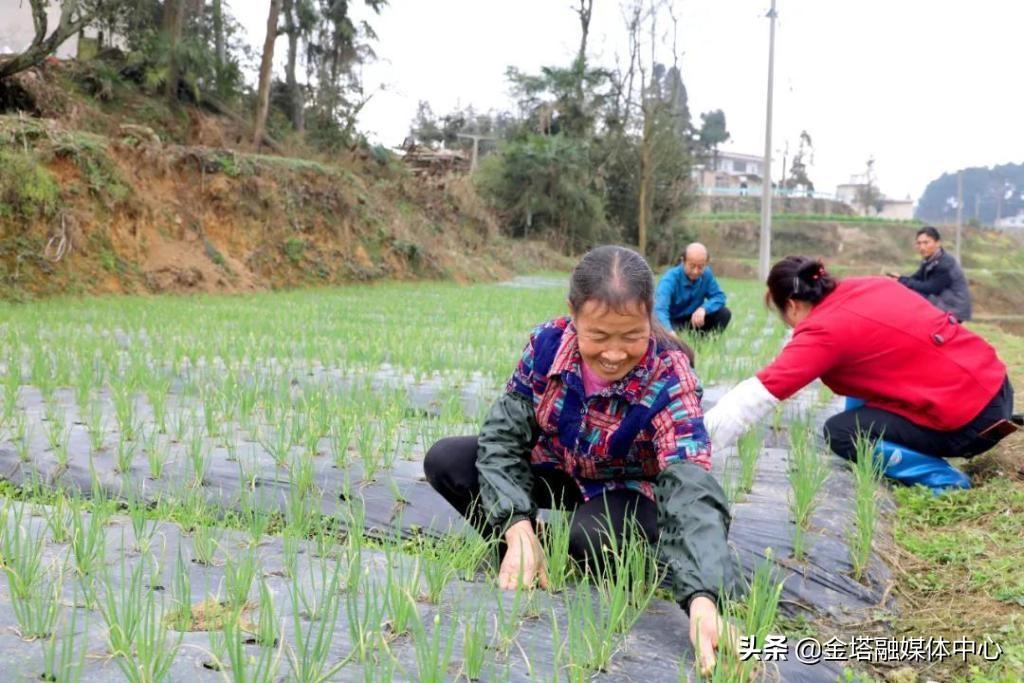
[572,299,652,382]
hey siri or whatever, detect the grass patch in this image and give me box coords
[0,150,61,220]
[890,478,1024,680]
[282,237,305,264]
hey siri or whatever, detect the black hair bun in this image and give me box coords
[796,258,826,282]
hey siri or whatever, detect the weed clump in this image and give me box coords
[0,150,60,220]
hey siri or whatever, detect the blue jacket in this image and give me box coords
[654,265,727,329]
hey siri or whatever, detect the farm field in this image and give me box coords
[0,276,1018,682]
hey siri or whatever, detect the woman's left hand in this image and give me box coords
[688,595,727,676]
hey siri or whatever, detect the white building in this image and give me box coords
[835,183,862,206]
[876,198,915,220]
[994,212,1024,230]
[711,151,765,178]
[691,150,765,192]
[835,177,915,219]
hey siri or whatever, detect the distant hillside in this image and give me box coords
[916,162,1024,225]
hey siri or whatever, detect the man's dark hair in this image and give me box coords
[916,226,941,241]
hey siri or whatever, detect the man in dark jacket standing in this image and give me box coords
[890,226,972,321]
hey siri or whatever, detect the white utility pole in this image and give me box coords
[955,170,964,262]
[758,0,778,283]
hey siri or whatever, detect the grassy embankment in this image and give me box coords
[0,60,569,301]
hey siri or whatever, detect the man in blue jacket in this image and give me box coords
[655,242,731,335]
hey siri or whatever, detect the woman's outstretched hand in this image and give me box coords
[498,519,549,590]
[689,595,729,676]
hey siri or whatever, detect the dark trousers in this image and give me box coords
[823,376,1014,460]
[423,436,658,567]
[674,305,731,335]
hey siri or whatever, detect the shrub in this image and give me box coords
[282,237,305,264]
[0,151,60,220]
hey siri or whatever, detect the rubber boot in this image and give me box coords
[875,440,971,495]
[844,397,865,411]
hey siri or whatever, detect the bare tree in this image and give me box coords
[253,0,284,147]
[0,0,95,80]
[856,157,882,216]
[637,0,668,255]
[211,0,226,89]
[610,1,643,132]
[572,0,594,105]
[281,0,306,132]
[162,0,187,102]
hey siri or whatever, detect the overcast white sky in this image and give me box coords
[209,1,1020,201]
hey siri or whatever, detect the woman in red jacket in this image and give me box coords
[706,256,1015,493]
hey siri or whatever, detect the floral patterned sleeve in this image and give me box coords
[649,356,712,471]
[505,320,563,400]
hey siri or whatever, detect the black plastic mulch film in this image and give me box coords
[0,378,888,681]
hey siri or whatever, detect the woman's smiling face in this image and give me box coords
[572,298,652,382]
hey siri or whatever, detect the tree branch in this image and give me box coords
[0,0,94,80]
[29,0,48,49]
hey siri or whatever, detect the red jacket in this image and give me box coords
[757,277,1006,431]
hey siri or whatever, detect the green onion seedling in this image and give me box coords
[381,550,420,639]
[43,493,74,544]
[69,498,108,577]
[191,524,222,566]
[97,546,147,658]
[2,511,61,640]
[735,428,763,497]
[254,578,280,648]
[40,589,88,683]
[223,548,258,608]
[848,433,884,582]
[169,545,193,632]
[223,600,282,683]
[12,411,32,462]
[787,423,831,561]
[115,431,137,474]
[113,590,182,683]
[461,605,488,681]
[84,401,107,452]
[411,612,457,683]
[186,425,212,487]
[289,552,348,680]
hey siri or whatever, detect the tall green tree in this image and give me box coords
[697,109,730,164]
[477,134,610,251]
[463,1,708,256]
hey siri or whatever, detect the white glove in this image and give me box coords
[704,377,779,451]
